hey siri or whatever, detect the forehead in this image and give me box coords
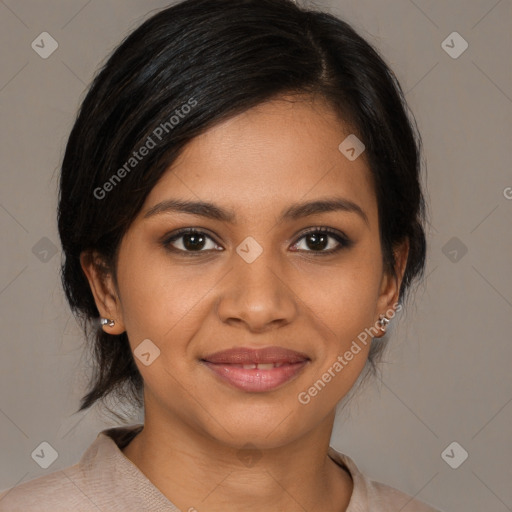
[142,95,377,224]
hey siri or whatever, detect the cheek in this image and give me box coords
[115,241,177,342]
[300,250,382,343]
[115,243,222,365]
[297,266,378,408]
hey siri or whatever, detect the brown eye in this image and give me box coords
[291,228,352,254]
[162,229,222,253]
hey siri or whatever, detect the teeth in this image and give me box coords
[240,363,284,370]
[256,363,275,370]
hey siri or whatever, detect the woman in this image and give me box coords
[0,0,442,510]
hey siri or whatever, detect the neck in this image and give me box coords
[122,410,353,512]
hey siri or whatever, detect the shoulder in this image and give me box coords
[0,424,164,512]
[0,464,92,511]
[328,447,443,512]
[0,425,139,512]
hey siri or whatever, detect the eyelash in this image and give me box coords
[161,226,352,256]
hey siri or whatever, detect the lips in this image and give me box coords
[203,346,308,364]
[201,346,309,392]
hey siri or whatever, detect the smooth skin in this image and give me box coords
[81,94,408,512]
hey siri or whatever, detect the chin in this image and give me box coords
[199,404,316,450]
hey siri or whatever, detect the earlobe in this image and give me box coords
[79,250,126,334]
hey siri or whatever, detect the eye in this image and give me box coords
[162,228,222,254]
[161,226,352,256]
[290,227,352,254]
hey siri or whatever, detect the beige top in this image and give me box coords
[0,424,442,511]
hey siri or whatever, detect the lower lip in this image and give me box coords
[202,361,309,392]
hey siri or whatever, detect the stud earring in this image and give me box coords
[377,314,390,333]
[100,318,115,327]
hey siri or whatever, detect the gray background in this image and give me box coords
[0,1,511,511]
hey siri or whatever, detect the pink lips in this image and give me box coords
[202,346,309,392]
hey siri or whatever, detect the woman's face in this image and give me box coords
[92,96,404,448]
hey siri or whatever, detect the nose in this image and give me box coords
[214,243,298,333]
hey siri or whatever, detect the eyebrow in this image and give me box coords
[143,197,369,226]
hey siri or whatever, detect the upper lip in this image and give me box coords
[202,346,309,365]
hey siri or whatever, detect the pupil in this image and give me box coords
[307,233,327,250]
[184,233,205,251]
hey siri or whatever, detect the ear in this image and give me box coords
[373,239,409,338]
[80,250,126,335]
